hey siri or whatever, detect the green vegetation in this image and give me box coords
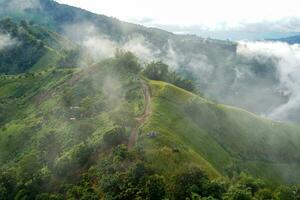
[1,7,300,199]
[143,61,196,92]
[0,18,74,74]
[0,50,148,199]
[140,81,300,184]
[1,31,300,198]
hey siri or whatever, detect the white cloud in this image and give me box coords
[56,0,300,29]
[122,35,160,62]
[0,34,17,51]
[237,41,300,121]
[62,22,163,66]
[7,0,41,12]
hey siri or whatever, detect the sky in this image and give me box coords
[55,0,300,40]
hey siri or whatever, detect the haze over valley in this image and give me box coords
[1,0,300,199]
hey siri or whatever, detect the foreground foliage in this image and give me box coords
[1,144,300,199]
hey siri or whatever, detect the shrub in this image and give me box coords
[103,127,127,147]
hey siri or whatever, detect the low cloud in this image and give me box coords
[134,17,300,41]
[5,0,41,12]
[63,22,164,66]
[237,41,300,121]
[0,34,17,51]
[122,35,160,62]
[63,22,116,66]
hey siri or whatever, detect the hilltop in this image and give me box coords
[0,0,294,122]
[1,2,300,199]
[141,81,300,184]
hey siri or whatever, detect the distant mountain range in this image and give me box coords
[270,35,300,44]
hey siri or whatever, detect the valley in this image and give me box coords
[1,0,300,199]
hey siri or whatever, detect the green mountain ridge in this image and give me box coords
[1,0,292,122]
[1,48,300,198]
[1,2,300,199]
[0,18,76,74]
[141,81,300,184]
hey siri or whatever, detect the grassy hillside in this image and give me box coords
[0,51,144,178]
[140,81,300,184]
[2,54,300,199]
[1,0,293,122]
[2,12,300,198]
[0,18,75,74]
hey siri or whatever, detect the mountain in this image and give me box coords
[0,17,77,74]
[1,45,300,198]
[142,81,300,184]
[271,35,300,44]
[1,0,296,123]
[1,1,300,199]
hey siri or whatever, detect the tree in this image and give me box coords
[129,163,149,185]
[0,170,17,200]
[80,96,94,117]
[255,188,274,200]
[103,127,126,147]
[145,175,166,200]
[143,61,169,81]
[76,121,96,141]
[20,20,28,29]
[223,185,252,200]
[62,87,74,107]
[17,152,42,183]
[173,166,209,200]
[58,49,80,68]
[205,179,227,199]
[274,186,296,200]
[115,50,141,73]
[143,61,195,92]
[112,144,130,161]
[237,173,265,195]
[38,131,61,168]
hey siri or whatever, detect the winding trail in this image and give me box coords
[128,81,151,149]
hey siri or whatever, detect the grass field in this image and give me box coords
[139,80,300,184]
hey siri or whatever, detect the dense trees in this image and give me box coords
[143,61,196,92]
[58,49,80,68]
[0,18,46,74]
[145,175,166,200]
[173,167,210,199]
[115,49,141,73]
[0,18,299,199]
[1,142,300,199]
[103,126,127,147]
[143,61,169,81]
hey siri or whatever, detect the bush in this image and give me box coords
[145,175,166,200]
[103,127,127,147]
[115,49,141,73]
[76,121,97,141]
[173,166,209,200]
[143,61,195,92]
[143,61,169,81]
[224,185,252,200]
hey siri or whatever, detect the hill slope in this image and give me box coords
[1,0,296,122]
[140,81,300,184]
[0,17,77,74]
[1,50,300,198]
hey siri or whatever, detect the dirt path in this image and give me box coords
[128,81,151,149]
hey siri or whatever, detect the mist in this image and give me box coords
[0,33,17,51]
[63,22,164,67]
[237,41,300,121]
[122,35,160,62]
[61,20,300,123]
[4,0,41,12]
